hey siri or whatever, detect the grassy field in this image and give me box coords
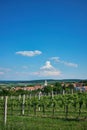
[0,115,87,130]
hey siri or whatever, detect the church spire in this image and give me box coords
[44,80,47,86]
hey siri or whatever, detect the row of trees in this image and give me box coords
[43,82,74,95]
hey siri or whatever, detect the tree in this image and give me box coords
[43,85,52,95]
[53,82,62,94]
[1,89,10,96]
[67,84,74,94]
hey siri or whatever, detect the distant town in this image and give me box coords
[0,79,87,96]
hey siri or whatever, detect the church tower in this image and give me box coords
[44,80,47,86]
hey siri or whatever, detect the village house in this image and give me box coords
[15,85,43,91]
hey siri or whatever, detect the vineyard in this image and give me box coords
[0,92,87,130]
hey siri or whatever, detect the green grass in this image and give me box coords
[0,115,87,130]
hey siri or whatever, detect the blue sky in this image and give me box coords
[0,0,87,80]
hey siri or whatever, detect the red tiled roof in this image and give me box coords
[15,87,23,91]
[84,86,87,91]
[15,85,43,91]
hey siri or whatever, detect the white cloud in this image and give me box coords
[0,67,11,77]
[34,61,61,77]
[15,70,61,77]
[32,70,61,77]
[40,61,55,70]
[51,56,78,68]
[16,50,42,57]
[40,70,61,77]
[63,62,78,68]
[8,61,61,78]
[0,72,4,75]
[33,70,61,77]
[15,71,30,76]
[50,57,60,62]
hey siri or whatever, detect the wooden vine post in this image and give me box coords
[22,94,25,115]
[38,92,41,111]
[4,96,8,125]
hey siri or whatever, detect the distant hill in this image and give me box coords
[0,79,86,85]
